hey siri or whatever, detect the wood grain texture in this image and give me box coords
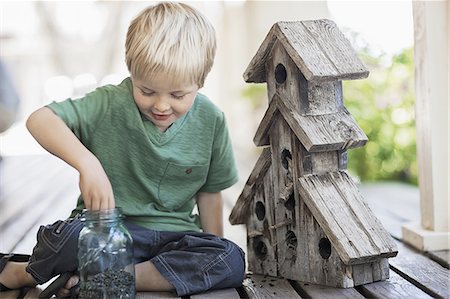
[294,281,366,298]
[390,241,449,299]
[426,250,450,269]
[271,134,355,288]
[247,176,278,277]
[358,270,434,299]
[253,94,368,151]
[351,258,389,286]
[229,147,272,225]
[307,81,342,115]
[244,20,369,83]
[279,103,368,152]
[269,118,296,280]
[242,274,302,298]
[265,40,309,115]
[253,99,279,146]
[298,171,398,265]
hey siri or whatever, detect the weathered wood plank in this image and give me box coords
[297,20,368,80]
[307,81,342,115]
[190,288,240,299]
[390,241,449,299]
[275,97,367,152]
[229,147,272,225]
[246,181,277,276]
[293,281,365,298]
[298,171,397,265]
[253,99,278,147]
[265,39,309,114]
[327,175,398,255]
[253,92,367,152]
[243,23,278,83]
[242,274,302,298]
[244,20,368,83]
[357,270,434,299]
[426,250,450,269]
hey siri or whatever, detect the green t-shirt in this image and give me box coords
[47,77,238,232]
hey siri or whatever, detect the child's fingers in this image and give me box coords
[90,196,101,211]
[108,196,116,210]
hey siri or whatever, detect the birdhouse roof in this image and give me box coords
[229,147,272,225]
[253,93,367,151]
[298,171,398,264]
[244,20,369,83]
[230,159,398,263]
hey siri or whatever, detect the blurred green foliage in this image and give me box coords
[240,47,418,185]
[345,47,417,185]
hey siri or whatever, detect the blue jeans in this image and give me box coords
[26,217,245,296]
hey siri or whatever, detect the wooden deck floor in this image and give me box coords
[0,154,449,298]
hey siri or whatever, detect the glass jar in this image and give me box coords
[78,208,135,299]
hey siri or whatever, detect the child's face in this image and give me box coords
[132,75,199,132]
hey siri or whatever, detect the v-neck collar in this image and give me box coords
[141,112,188,145]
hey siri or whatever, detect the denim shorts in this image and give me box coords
[26,216,246,296]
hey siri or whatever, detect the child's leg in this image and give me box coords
[0,216,83,290]
[26,217,83,284]
[146,231,246,296]
[135,260,173,291]
[123,222,246,295]
[0,260,36,289]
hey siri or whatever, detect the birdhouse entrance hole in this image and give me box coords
[285,230,297,251]
[275,63,287,84]
[255,201,266,220]
[254,237,268,259]
[284,192,295,211]
[319,238,332,259]
[281,148,292,170]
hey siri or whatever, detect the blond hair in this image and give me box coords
[125,2,216,87]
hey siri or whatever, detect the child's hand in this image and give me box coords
[78,159,115,211]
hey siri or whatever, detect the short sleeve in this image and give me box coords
[199,112,238,193]
[46,88,110,142]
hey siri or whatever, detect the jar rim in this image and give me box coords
[81,207,123,222]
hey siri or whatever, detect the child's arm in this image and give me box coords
[196,192,223,237]
[26,107,115,210]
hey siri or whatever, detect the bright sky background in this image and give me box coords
[328,1,414,57]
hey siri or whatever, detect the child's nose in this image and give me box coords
[154,97,171,112]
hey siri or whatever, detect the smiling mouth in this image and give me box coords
[152,113,171,121]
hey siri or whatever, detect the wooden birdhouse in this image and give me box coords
[229,19,398,288]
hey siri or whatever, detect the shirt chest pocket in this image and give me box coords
[158,163,209,211]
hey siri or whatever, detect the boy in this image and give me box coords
[0,2,245,297]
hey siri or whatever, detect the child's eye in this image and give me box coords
[140,89,155,97]
[171,94,185,100]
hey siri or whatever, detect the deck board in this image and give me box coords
[356,270,434,299]
[243,274,302,298]
[425,250,450,269]
[389,241,449,299]
[294,281,365,298]
[1,154,449,298]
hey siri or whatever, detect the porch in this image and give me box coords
[0,154,448,298]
